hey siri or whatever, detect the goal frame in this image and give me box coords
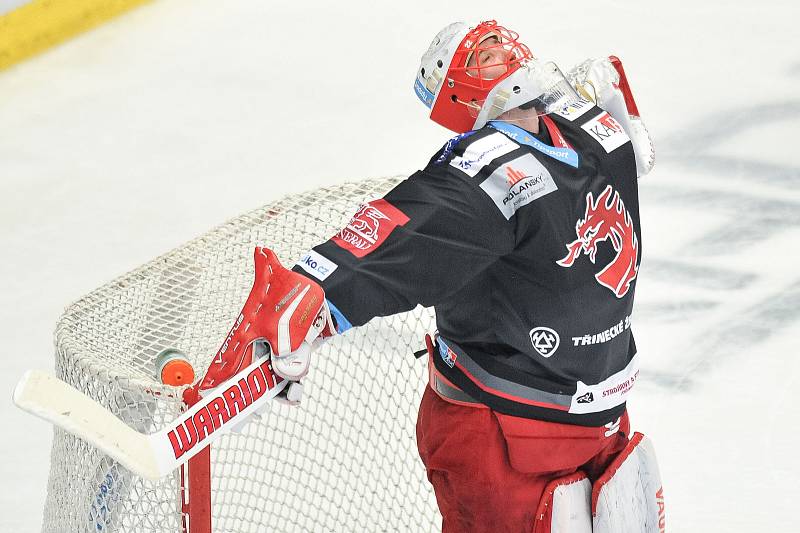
[23,175,441,533]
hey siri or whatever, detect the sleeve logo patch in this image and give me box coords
[295,250,338,281]
[332,199,410,258]
[580,111,630,153]
[479,154,558,219]
[449,132,518,177]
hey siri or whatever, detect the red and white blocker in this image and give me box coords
[416,387,664,533]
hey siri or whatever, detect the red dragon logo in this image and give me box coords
[557,185,639,298]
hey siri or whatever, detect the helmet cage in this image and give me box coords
[448,24,533,91]
[429,21,534,132]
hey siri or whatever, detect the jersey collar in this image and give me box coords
[488,119,580,168]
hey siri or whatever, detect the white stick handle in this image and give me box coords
[13,356,288,480]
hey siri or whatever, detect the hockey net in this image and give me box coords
[42,176,440,532]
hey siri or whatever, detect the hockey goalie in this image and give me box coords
[15,18,664,533]
[202,18,664,532]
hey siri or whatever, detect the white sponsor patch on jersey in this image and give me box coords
[295,250,338,281]
[568,355,639,414]
[581,111,630,153]
[449,132,518,177]
[554,98,594,121]
[479,154,558,219]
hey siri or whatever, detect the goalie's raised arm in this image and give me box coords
[291,162,517,332]
[567,56,655,177]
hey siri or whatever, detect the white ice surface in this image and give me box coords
[1,0,799,531]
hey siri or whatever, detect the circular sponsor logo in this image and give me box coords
[529,327,560,358]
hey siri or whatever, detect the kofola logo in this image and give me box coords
[166,359,281,460]
[333,199,410,258]
[557,185,639,298]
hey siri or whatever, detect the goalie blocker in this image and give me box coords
[533,432,665,533]
[198,247,336,405]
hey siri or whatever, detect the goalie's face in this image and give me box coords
[465,35,513,80]
[416,20,534,133]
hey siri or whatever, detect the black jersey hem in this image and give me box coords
[434,350,627,427]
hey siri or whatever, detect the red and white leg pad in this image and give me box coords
[592,432,666,533]
[533,472,592,533]
[533,433,665,533]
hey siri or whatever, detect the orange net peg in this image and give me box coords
[155,349,196,386]
[160,358,195,386]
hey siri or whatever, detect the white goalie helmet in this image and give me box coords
[415,20,580,133]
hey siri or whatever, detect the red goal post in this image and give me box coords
[41,176,440,532]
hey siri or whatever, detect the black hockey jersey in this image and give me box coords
[293,100,642,426]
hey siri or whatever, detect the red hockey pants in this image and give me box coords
[416,386,630,533]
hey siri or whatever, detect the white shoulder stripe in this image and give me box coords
[449,132,519,177]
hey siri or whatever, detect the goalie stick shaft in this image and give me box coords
[13,356,288,480]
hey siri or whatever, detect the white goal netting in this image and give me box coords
[42,176,440,533]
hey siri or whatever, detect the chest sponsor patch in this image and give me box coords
[295,250,338,281]
[581,111,630,153]
[332,199,410,258]
[449,132,518,177]
[554,98,594,121]
[479,154,558,219]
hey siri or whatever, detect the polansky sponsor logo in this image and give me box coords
[479,154,558,220]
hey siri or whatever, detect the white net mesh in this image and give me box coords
[42,176,440,533]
